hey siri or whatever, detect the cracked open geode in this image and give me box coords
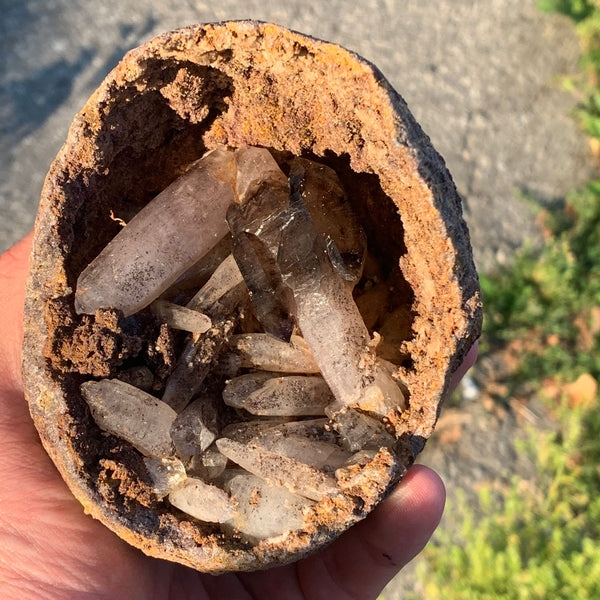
[23,21,482,572]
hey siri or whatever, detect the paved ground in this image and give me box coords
[1,0,594,271]
[0,0,595,596]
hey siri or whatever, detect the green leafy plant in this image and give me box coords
[413,2,600,597]
[417,400,600,600]
[482,182,600,387]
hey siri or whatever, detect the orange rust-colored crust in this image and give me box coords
[23,21,481,572]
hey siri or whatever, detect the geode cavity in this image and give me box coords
[23,21,482,572]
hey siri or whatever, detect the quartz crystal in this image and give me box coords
[252,431,351,470]
[187,447,228,480]
[229,334,319,373]
[166,234,233,298]
[143,456,187,498]
[222,372,276,407]
[234,145,288,202]
[329,408,395,452]
[186,254,243,313]
[168,477,234,523]
[227,147,294,340]
[150,300,211,333]
[221,418,329,444]
[169,395,220,457]
[289,158,366,282]
[224,375,334,416]
[80,379,177,457]
[229,231,294,340]
[215,438,339,501]
[75,147,237,316]
[223,470,311,541]
[162,284,247,412]
[278,168,406,416]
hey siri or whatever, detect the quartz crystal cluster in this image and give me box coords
[77,146,407,543]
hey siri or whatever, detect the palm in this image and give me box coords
[0,235,459,600]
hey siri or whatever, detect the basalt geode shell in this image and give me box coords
[23,21,482,572]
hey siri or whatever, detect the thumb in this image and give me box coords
[298,465,445,599]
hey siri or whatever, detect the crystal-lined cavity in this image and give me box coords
[76,145,412,544]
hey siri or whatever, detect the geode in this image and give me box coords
[23,21,482,572]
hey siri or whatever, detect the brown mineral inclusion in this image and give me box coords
[22,21,482,572]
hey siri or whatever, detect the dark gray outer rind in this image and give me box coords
[23,21,481,572]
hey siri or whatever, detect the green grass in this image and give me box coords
[482,181,600,387]
[416,399,600,599]
[411,2,600,597]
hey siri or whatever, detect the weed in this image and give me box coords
[414,2,600,597]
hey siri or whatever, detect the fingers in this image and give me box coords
[0,232,33,392]
[296,465,445,600]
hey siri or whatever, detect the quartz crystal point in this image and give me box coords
[222,371,275,406]
[252,431,352,470]
[80,379,177,457]
[162,284,247,412]
[186,254,243,313]
[143,456,187,498]
[168,478,234,523]
[277,176,369,405]
[329,408,395,452]
[278,170,406,416]
[75,147,236,316]
[230,231,295,341]
[223,471,311,542]
[289,158,367,282]
[234,145,288,201]
[161,254,244,412]
[222,418,329,444]
[150,300,211,333]
[221,418,291,443]
[224,374,334,416]
[215,438,339,501]
[169,395,220,457]
[187,447,228,481]
[227,147,294,340]
[228,334,319,373]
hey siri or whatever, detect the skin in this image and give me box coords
[0,232,477,600]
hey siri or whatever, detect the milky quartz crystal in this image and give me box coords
[228,333,320,373]
[143,456,187,498]
[223,374,334,416]
[186,253,243,313]
[168,478,234,523]
[75,148,236,317]
[215,438,339,501]
[169,395,220,456]
[223,471,312,542]
[80,379,177,457]
[24,20,481,577]
[150,300,211,333]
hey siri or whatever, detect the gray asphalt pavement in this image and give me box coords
[0,0,595,595]
[1,0,594,272]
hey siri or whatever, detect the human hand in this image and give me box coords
[0,233,476,600]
